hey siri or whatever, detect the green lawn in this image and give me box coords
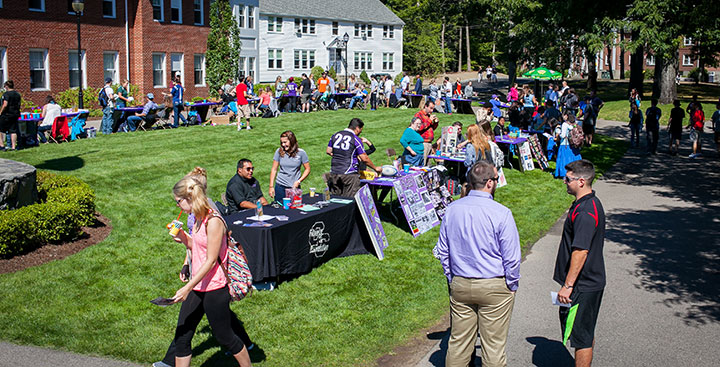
[0,108,624,366]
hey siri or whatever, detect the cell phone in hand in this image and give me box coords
[150,297,176,307]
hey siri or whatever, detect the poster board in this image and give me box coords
[518,141,535,171]
[527,135,549,170]
[392,169,453,237]
[354,185,389,260]
[439,126,460,156]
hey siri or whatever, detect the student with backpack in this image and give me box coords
[554,114,583,178]
[645,99,662,154]
[100,78,116,135]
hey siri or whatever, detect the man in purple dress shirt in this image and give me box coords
[435,161,521,367]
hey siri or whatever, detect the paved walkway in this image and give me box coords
[0,341,142,367]
[415,119,720,366]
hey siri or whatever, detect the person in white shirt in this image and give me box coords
[370,76,379,110]
[384,76,394,108]
[100,77,116,135]
[38,95,61,144]
[400,73,411,92]
[442,77,453,114]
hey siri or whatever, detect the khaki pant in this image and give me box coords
[446,277,515,367]
[423,142,433,166]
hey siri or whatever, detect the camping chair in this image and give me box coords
[68,112,88,141]
[385,148,397,163]
[153,104,172,129]
[139,107,160,131]
[49,116,69,143]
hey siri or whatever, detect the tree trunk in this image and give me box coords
[629,30,645,95]
[492,33,497,65]
[652,56,663,99]
[441,19,446,73]
[698,58,706,84]
[606,45,614,80]
[586,49,598,92]
[620,47,625,79]
[465,22,471,72]
[457,26,462,73]
[508,56,517,91]
[658,53,678,104]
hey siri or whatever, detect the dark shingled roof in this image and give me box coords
[259,0,405,26]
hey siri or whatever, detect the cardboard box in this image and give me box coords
[207,115,231,125]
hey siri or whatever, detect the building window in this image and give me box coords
[354,24,372,38]
[171,53,184,85]
[103,0,115,18]
[104,52,119,84]
[332,22,338,35]
[152,53,166,87]
[268,49,283,69]
[194,54,205,86]
[247,6,255,29]
[239,57,246,78]
[683,54,693,66]
[294,18,316,34]
[237,6,245,28]
[29,49,49,90]
[193,0,203,25]
[294,50,316,70]
[69,50,86,88]
[29,0,44,11]
[268,17,283,32]
[684,37,694,46]
[0,48,7,87]
[152,0,163,21]
[171,0,182,23]
[354,52,372,70]
[383,52,394,71]
[383,25,394,39]
[646,55,655,66]
[248,57,255,78]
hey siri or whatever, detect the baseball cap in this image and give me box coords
[491,94,498,99]
[147,93,154,99]
[105,77,113,84]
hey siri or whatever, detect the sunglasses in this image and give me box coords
[245,167,255,171]
[175,198,185,205]
[484,176,499,184]
[563,176,581,183]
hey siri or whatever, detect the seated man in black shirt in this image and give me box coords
[225,158,269,213]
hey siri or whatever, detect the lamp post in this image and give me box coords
[72,0,85,109]
[343,32,349,90]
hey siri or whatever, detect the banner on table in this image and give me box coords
[392,169,453,237]
[354,185,389,260]
[518,141,535,171]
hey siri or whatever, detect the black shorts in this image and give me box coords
[0,114,19,134]
[325,173,361,198]
[559,289,603,349]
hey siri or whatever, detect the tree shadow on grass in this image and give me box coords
[34,155,85,171]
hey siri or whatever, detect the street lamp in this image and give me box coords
[343,32,350,90]
[72,0,85,109]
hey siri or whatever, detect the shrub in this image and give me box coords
[328,66,337,80]
[55,87,101,110]
[253,83,273,96]
[688,67,708,82]
[394,72,404,86]
[311,66,325,82]
[0,171,96,258]
[359,70,371,84]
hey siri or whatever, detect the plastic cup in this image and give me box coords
[168,220,182,236]
[310,187,316,197]
[403,164,410,173]
[283,197,291,210]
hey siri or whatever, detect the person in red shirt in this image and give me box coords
[687,102,705,158]
[235,77,252,130]
[414,100,439,165]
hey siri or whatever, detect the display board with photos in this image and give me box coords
[354,185,389,260]
[527,135,549,170]
[392,169,454,237]
[518,141,535,171]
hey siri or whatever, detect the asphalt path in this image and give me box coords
[415,118,720,366]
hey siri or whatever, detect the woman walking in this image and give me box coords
[554,114,582,178]
[629,103,642,148]
[169,176,252,367]
[269,130,311,203]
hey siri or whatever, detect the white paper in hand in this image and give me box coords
[551,291,572,307]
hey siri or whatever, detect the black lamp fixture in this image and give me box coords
[73,0,85,109]
[342,32,350,90]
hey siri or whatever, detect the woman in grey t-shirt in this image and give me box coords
[269,130,311,203]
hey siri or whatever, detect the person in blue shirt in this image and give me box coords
[414,75,423,94]
[545,84,558,104]
[163,76,187,128]
[125,93,159,132]
[490,94,510,120]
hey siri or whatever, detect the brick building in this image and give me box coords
[0,0,212,107]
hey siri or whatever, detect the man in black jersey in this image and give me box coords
[553,159,606,367]
[325,118,381,197]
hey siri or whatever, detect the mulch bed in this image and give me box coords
[0,214,112,274]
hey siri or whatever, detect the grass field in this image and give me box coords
[0,108,625,366]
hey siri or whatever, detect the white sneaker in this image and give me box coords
[152,362,172,367]
[689,153,697,158]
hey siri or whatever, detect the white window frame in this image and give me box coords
[103,0,116,18]
[268,49,283,70]
[0,48,7,86]
[683,54,693,66]
[293,49,316,70]
[354,24,372,38]
[152,53,166,88]
[68,50,87,89]
[383,25,394,39]
[193,0,204,25]
[354,51,372,70]
[237,6,245,28]
[152,0,164,22]
[171,0,182,24]
[29,0,44,12]
[332,21,338,35]
[248,57,255,78]
[294,18,316,34]
[171,53,184,86]
[247,6,255,29]
[646,55,655,66]
[103,51,119,84]
[239,57,247,78]
[268,16,283,33]
[383,52,394,71]
[194,54,205,87]
[684,37,694,46]
[29,48,49,91]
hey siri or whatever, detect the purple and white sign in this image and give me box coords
[354,185,389,260]
[392,169,450,237]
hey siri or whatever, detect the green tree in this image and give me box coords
[206,0,241,96]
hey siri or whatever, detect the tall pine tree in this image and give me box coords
[206,0,242,95]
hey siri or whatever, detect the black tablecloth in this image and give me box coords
[224,195,372,282]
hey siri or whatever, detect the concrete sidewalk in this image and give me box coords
[0,341,142,367]
[415,119,720,366]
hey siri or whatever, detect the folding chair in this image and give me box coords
[385,148,397,163]
[49,116,69,143]
[153,104,172,129]
[138,108,159,131]
[68,112,88,141]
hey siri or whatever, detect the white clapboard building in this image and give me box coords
[254,0,405,83]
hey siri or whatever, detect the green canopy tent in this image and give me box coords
[523,67,563,102]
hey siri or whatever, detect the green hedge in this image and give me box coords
[0,171,96,258]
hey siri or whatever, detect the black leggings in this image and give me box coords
[370,93,378,110]
[172,286,245,358]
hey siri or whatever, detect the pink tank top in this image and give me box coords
[191,210,228,292]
